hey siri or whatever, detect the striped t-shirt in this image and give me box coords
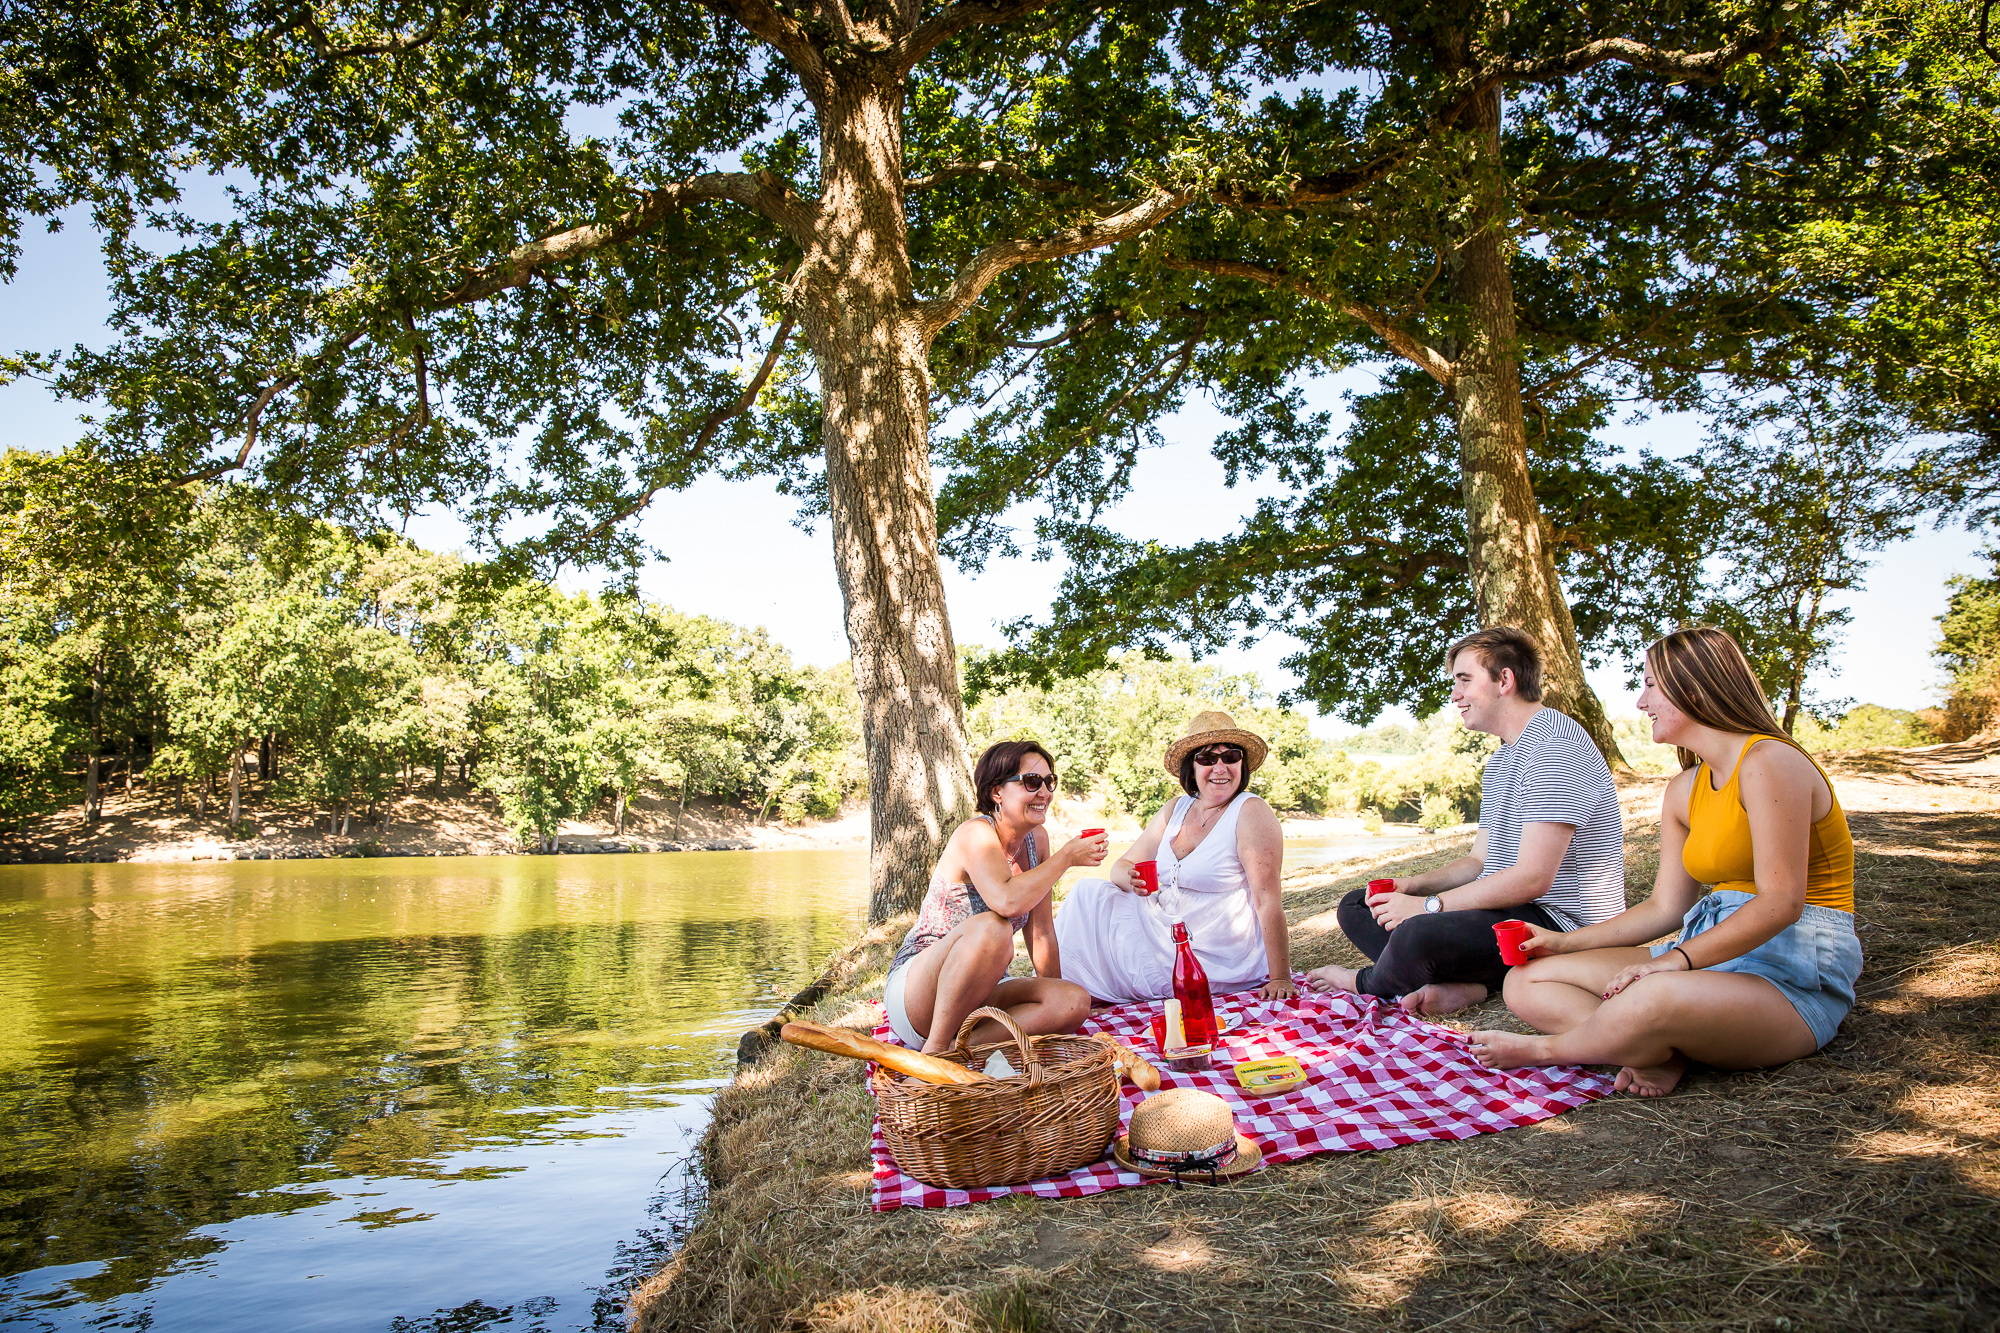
[1475,708,1625,930]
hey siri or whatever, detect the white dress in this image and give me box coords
[1054,791,1271,1003]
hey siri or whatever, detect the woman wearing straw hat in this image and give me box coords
[1054,711,1294,1003]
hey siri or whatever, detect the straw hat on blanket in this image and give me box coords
[1112,1088,1263,1181]
[1162,710,1268,777]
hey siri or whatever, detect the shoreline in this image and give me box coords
[0,785,1433,867]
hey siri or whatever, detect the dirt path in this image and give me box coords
[632,749,2000,1332]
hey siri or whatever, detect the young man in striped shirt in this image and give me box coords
[1305,626,1627,1016]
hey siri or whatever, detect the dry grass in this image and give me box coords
[631,766,2000,1333]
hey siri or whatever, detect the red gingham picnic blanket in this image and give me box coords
[868,978,1615,1210]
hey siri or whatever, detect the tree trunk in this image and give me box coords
[800,76,974,923]
[85,653,105,822]
[1447,85,1626,770]
[614,790,626,836]
[676,765,689,841]
[228,741,243,829]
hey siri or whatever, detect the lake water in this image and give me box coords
[0,834,1411,1332]
[0,852,871,1333]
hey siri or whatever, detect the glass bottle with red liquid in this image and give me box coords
[1170,921,1218,1052]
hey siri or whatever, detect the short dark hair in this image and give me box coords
[1445,625,1545,702]
[1178,750,1249,800]
[973,740,1057,815]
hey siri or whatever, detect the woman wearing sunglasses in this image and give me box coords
[881,740,1107,1054]
[1055,712,1294,1004]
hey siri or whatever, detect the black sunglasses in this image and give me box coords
[1192,746,1245,767]
[1000,772,1060,794]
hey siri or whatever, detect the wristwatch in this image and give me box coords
[1423,895,1444,914]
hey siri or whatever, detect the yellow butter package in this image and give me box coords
[1233,1056,1306,1093]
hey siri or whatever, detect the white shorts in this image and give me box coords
[881,964,925,1048]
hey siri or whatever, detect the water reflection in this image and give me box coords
[0,851,869,1331]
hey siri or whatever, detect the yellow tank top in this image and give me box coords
[1683,735,1854,913]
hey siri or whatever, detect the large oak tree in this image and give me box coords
[935,0,1803,762]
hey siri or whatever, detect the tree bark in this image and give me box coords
[798,75,974,922]
[228,740,244,828]
[85,653,105,822]
[1446,84,1627,769]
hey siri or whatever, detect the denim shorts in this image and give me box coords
[1651,889,1863,1049]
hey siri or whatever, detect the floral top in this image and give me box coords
[887,816,1041,976]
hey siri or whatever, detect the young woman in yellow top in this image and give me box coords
[1470,626,1862,1096]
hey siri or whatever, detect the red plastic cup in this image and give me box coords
[1080,828,1105,838]
[1368,878,1395,899]
[1132,860,1160,895]
[1494,919,1533,966]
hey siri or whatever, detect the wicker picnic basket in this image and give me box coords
[872,1006,1120,1189]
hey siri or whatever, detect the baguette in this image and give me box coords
[780,1020,992,1085]
[1102,1038,1164,1092]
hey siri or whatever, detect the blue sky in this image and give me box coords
[3,208,1985,734]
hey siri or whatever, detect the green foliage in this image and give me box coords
[967,648,1490,823]
[1794,704,1938,752]
[1746,0,2000,527]
[1692,387,1922,731]
[1417,792,1461,832]
[0,476,864,841]
[1613,715,1680,777]
[0,606,81,825]
[965,648,1367,818]
[1932,550,2000,740]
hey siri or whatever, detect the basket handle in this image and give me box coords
[949,1006,1044,1090]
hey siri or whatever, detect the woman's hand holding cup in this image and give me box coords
[1496,920,1560,963]
[1065,828,1109,868]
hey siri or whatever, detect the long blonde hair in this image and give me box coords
[1645,626,1804,771]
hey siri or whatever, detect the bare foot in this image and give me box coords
[1303,965,1360,994]
[1613,1056,1688,1097]
[1400,982,1490,1017]
[1467,1029,1552,1069]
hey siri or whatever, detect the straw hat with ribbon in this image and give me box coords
[1112,1088,1263,1184]
[1162,710,1268,777]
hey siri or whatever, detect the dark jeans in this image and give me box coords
[1334,888,1563,998]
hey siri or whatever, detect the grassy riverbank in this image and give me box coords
[631,742,2000,1332]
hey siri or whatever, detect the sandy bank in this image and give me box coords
[0,782,874,865]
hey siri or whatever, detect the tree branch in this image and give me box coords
[577,309,798,541]
[300,6,452,59]
[919,189,1193,337]
[1495,29,1782,84]
[443,171,812,306]
[906,159,1101,198]
[899,0,1057,67]
[401,309,432,426]
[174,327,371,485]
[1162,258,1456,387]
[700,0,835,104]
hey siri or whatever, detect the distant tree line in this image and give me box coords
[0,473,862,844]
[1933,551,2000,741]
